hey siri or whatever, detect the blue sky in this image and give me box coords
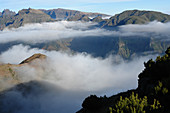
[0,0,170,15]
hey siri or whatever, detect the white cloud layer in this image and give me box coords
[119,21,170,36]
[0,21,170,44]
[0,44,150,91]
[0,20,168,113]
[0,44,154,113]
[0,21,113,43]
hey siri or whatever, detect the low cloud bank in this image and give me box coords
[0,44,154,113]
[119,21,170,37]
[0,21,170,44]
[0,21,112,43]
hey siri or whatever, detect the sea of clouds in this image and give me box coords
[0,20,169,113]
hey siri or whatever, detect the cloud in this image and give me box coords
[0,20,168,113]
[119,21,170,36]
[0,21,170,45]
[0,21,113,44]
[0,44,154,113]
[0,44,149,91]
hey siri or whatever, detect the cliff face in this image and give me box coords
[77,47,170,113]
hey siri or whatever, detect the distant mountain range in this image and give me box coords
[0,8,170,59]
[40,8,110,20]
[1,8,170,30]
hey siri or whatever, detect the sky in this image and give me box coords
[0,0,170,15]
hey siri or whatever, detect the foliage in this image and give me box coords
[154,81,168,95]
[139,47,170,79]
[109,92,161,113]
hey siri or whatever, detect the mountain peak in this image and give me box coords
[1,9,16,17]
[20,53,47,64]
[102,9,170,27]
[18,8,45,15]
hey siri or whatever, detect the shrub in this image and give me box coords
[109,92,161,113]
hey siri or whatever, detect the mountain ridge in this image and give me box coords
[40,8,110,20]
[1,8,170,30]
[101,10,170,27]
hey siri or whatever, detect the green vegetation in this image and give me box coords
[154,81,168,95]
[109,92,161,113]
[8,67,15,77]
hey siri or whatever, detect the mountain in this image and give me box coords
[77,47,170,113]
[0,53,47,91]
[0,9,16,17]
[0,8,54,30]
[0,35,169,59]
[1,8,170,30]
[67,14,91,22]
[0,9,16,30]
[40,36,169,59]
[40,8,110,20]
[101,10,170,27]
[91,16,103,22]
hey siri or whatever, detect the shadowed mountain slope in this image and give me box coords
[77,47,170,113]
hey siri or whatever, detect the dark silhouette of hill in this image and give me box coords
[77,47,170,113]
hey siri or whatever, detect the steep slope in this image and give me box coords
[69,36,170,58]
[102,10,170,27]
[41,8,110,20]
[77,47,170,113]
[67,15,91,22]
[0,9,16,30]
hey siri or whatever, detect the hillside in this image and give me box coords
[77,47,170,113]
[40,8,110,20]
[0,36,169,59]
[101,10,170,27]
